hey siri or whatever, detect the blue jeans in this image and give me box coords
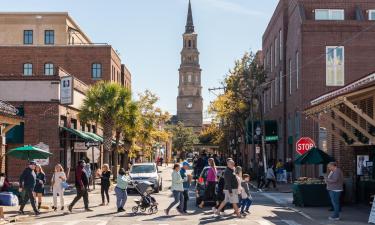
[240,198,252,212]
[328,191,341,218]
[115,187,128,209]
[166,190,184,212]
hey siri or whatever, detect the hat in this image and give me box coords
[182,161,189,167]
[29,160,37,165]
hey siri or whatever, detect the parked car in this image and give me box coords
[195,166,226,206]
[127,163,162,193]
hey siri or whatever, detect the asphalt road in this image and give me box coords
[14,166,316,225]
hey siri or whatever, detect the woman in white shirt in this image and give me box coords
[51,164,67,211]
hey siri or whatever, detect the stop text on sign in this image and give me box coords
[296,137,315,155]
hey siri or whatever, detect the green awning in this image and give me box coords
[60,126,97,142]
[84,132,104,143]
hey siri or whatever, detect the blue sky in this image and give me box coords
[2,0,278,117]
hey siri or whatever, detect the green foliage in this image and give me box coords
[168,122,198,153]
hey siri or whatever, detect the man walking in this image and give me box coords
[325,162,344,221]
[68,160,92,212]
[214,159,241,218]
[19,161,40,215]
[178,161,191,213]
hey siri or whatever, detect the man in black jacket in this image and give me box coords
[68,160,92,212]
[19,161,40,215]
[214,159,241,218]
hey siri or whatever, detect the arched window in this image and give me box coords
[188,40,191,48]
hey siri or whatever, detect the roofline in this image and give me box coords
[0,12,92,44]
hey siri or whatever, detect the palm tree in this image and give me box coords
[79,81,131,164]
[113,100,138,179]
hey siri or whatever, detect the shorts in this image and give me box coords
[223,190,239,204]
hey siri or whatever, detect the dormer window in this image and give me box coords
[315,9,344,20]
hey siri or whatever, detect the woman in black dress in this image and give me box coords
[100,164,111,205]
[34,164,46,210]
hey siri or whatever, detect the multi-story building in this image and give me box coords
[0,12,132,180]
[262,0,375,179]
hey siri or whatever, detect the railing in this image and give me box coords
[0,100,18,116]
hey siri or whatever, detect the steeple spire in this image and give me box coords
[185,0,194,33]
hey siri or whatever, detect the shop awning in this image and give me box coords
[60,126,98,142]
[84,132,104,143]
[304,72,375,146]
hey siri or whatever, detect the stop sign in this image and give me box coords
[296,137,315,155]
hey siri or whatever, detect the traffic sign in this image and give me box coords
[296,137,315,155]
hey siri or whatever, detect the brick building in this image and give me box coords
[261,0,375,166]
[0,12,132,181]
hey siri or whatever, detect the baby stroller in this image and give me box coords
[132,181,158,214]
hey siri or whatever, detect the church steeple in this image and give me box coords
[185,0,194,33]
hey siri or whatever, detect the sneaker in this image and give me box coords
[99,203,105,206]
[18,210,25,215]
[68,205,73,213]
[328,217,340,221]
[61,206,64,211]
[34,211,41,216]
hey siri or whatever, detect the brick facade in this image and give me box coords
[262,0,375,177]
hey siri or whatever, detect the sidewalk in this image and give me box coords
[251,181,372,225]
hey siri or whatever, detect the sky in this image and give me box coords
[2,0,278,118]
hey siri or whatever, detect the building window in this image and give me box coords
[289,59,292,95]
[23,30,33,45]
[92,63,102,79]
[326,46,344,86]
[270,45,273,72]
[275,38,278,66]
[279,71,283,102]
[315,9,344,20]
[279,30,283,61]
[296,51,299,89]
[188,74,192,82]
[44,30,55,45]
[23,63,33,76]
[44,63,54,75]
[275,76,279,105]
[369,10,375,20]
[195,75,199,83]
[270,81,273,108]
[188,40,191,48]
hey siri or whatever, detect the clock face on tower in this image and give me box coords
[186,102,193,109]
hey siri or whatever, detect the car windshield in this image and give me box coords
[130,165,156,173]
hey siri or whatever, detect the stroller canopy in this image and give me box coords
[135,181,154,195]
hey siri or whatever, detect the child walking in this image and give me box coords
[240,174,253,214]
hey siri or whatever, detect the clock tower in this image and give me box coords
[177,0,203,132]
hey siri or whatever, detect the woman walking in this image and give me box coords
[115,168,130,212]
[34,164,46,210]
[51,164,67,211]
[198,158,217,208]
[265,165,277,189]
[165,163,184,215]
[100,164,111,206]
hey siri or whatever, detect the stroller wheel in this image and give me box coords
[140,207,146,213]
[148,208,153,214]
[132,206,138,213]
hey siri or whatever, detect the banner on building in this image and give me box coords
[74,142,88,152]
[60,76,73,105]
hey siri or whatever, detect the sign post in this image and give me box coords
[86,142,99,190]
[296,137,315,155]
[60,76,74,105]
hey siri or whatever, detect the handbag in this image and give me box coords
[61,181,69,189]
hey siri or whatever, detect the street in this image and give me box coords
[14,166,317,225]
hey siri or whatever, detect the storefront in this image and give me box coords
[0,100,23,173]
[304,73,375,204]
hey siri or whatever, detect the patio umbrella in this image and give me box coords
[294,147,334,165]
[7,145,52,160]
